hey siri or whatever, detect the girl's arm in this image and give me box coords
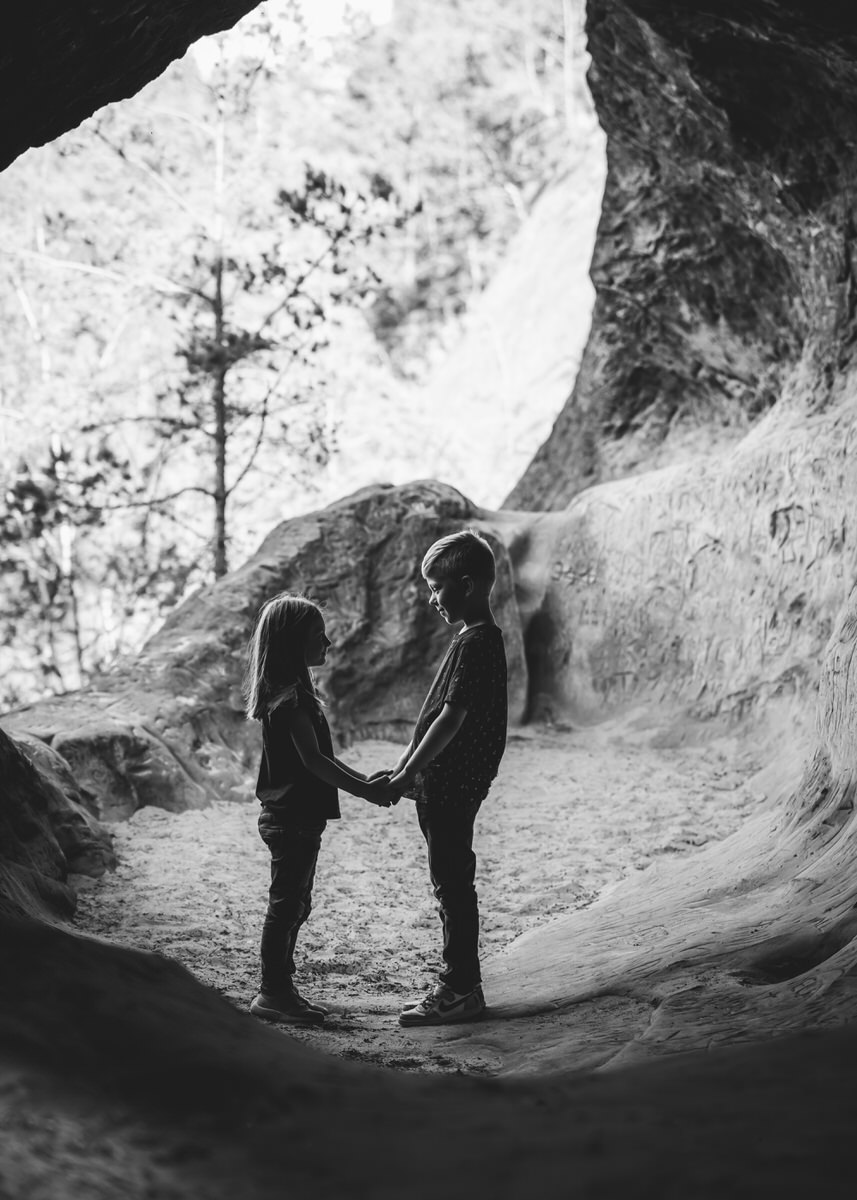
[287,707,387,802]
[334,756,367,783]
[388,703,466,788]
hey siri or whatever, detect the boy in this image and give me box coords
[388,528,508,1026]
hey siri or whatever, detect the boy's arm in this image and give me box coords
[391,740,414,775]
[388,703,466,788]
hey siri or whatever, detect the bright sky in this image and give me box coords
[192,0,393,74]
[298,0,392,38]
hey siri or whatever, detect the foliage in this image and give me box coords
[0,0,578,707]
[320,0,575,375]
[0,439,192,703]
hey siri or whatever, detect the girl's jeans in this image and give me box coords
[258,810,326,996]
[417,800,482,995]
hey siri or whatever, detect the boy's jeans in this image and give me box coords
[258,811,325,996]
[417,800,482,995]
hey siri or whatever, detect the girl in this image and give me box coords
[243,592,391,1025]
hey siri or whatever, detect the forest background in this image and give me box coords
[0,0,600,711]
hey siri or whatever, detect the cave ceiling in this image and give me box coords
[1,1,261,171]
[5,3,857,176]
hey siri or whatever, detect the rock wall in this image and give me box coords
[2,482,527,821]
[452,573,857,1070]
[499,400,857,723]
[487,0,857,724]
[508,0,857,509]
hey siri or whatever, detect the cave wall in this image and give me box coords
[1,1,261,171]
[508,0,857,510]
[3,4,857,1160]
[489,0,857,724]
[503,404,857,723]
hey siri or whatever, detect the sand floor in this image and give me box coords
[73,717,765,1073]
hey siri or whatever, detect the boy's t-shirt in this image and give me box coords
[410,623,508,807]
[255,684,341,823]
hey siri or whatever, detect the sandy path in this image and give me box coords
[74,719,762,1073]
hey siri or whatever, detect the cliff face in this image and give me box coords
[508,0,857,509]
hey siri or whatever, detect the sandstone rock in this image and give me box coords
[508,0,856,509]
[0,727,114,921]
[500,399,857,724]
[10,734,117,878]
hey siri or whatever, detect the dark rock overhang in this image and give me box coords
[7,3,857,178]
[1,1,261,171]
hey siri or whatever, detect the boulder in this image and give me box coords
[0,727,114,922]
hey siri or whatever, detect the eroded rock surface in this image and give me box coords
[0,727,114,921]
[509,0,857,508]
[501,407,857,722]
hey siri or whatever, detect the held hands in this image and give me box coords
[363,768,408,808]
[363,772,397,808]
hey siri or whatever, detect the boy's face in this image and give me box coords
[424,572,468,625]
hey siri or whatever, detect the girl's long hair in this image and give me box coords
[243,593,323,721]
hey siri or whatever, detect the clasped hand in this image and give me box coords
[364,768,408,808]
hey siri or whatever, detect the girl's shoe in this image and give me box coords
[250,989,325,1026]
[291,985,329,1017]
[399,982,485,1026]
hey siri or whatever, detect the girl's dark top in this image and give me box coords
[255,683,341,823]
[410,624,508,807]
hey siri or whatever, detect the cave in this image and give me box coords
[3,1,857,1196]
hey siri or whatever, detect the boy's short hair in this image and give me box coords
[421,528,496,586]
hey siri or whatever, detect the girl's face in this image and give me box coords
[304,614,331,667]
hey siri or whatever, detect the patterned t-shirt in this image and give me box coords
[255,683,341,823]
[410,624,508,807]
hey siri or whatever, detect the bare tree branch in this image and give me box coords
[91,125,209,229]
[61,485,214,515]
[0,244,192,299]
[253,225,349,341]
[81,413,215,438]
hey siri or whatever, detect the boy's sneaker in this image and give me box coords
[250,988,326,1026]
[399,982,486,1027]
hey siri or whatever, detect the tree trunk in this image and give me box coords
[212,254,228,580]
